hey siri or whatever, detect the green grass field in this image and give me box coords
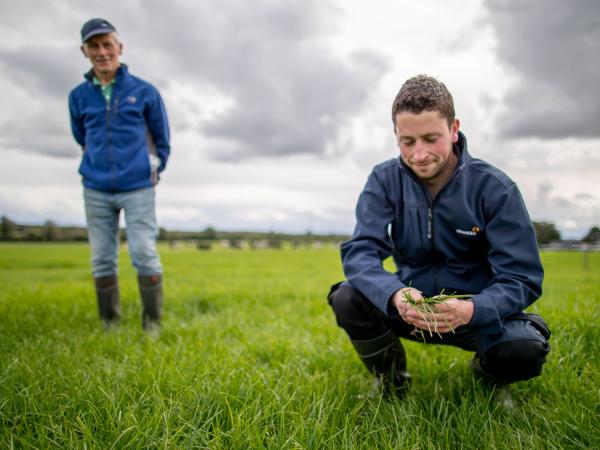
[1,243,599,449]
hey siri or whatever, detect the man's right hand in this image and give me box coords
[392,287,423,322]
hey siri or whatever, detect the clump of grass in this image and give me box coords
[401,289,472,338]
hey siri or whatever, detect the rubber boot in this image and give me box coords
[470,356,515,410]
[351,329,412,396]
[470,355,506,386]
[94,275,120,327]
[138,274,163,331]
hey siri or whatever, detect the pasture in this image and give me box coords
[0,243,599,449]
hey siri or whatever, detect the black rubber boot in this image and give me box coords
[470,356,515,410]
[94,275,120,327]
[138,274,163,331]
[351,329,412,396]
[470,355,497,383]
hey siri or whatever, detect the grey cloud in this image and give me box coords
[575,193,594,201]
[485,0,600,139]
[203,48,388,160]
[0,110,76,158]
[159,202,354,235]
[0,45,80,158]
[0,46,82,100]
[0,0,389,160]
[119,0,388,160]
[536,180,552,206]
[553,197,576,209]
[0,38,88,159]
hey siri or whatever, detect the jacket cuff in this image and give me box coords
[470,294,503,334]
[379,282,404,317]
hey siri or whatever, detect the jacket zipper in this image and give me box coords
[427,205,440,293]
[398,149,467,296]
[427,169,464,294]
[106,100,115,191]
[427,207,433,239]
[102,87,116,191]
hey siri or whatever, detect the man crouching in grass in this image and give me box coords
[328,75,550,400]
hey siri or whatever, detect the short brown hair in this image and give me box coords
[391,75,455,128]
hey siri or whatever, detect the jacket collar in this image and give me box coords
[454,131,471,168]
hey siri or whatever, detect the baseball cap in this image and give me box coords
[81,18,116,43]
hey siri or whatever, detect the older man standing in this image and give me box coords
[69,18,171,330]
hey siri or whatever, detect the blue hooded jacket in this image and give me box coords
[341,132,543,334]
[69,65,170,192]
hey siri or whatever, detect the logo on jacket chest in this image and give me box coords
[455,226,481,237]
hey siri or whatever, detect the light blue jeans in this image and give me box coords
[84,187,162,278]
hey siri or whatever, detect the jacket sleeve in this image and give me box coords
[68,91,85,148]
[470,184,544,334]
[341,169,405,314]
[145,87,171,172]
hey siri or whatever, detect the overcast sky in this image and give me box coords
[0,0,598,239]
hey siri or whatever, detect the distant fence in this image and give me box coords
[540,241,600,252]
[169,239,345,250]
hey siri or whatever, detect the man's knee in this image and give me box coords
[328,284,391,341]
[482,338,550,383]
[91,248,118,277]
[127,230,161,274]
[328,285,376,331]
[329,285,359,327]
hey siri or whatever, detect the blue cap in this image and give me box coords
[81,18,116,43]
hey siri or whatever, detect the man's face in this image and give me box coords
[81,33,122,78]
[394,110,459,183]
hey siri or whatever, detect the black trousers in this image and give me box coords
[328,283,551,383]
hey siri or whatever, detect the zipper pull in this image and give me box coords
[427,208,432,239]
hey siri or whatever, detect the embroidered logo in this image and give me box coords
[126,96,137,104]
[456,226,481,237]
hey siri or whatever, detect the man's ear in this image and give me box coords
[119,42,123,55]
[80,45,87,58]
[451,119,460,143]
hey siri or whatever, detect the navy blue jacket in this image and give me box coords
[341,132,543,334]
[69,65,170,192]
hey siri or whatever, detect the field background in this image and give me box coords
[1,243,599,449]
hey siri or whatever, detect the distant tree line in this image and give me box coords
[532,221,561,245]
[582,226,600,243]
[2,215,598,246]
[1,217,90,242]
[0,217,348,245]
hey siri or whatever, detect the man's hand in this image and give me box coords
[392,287,423,315]
[392,289,474,334]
